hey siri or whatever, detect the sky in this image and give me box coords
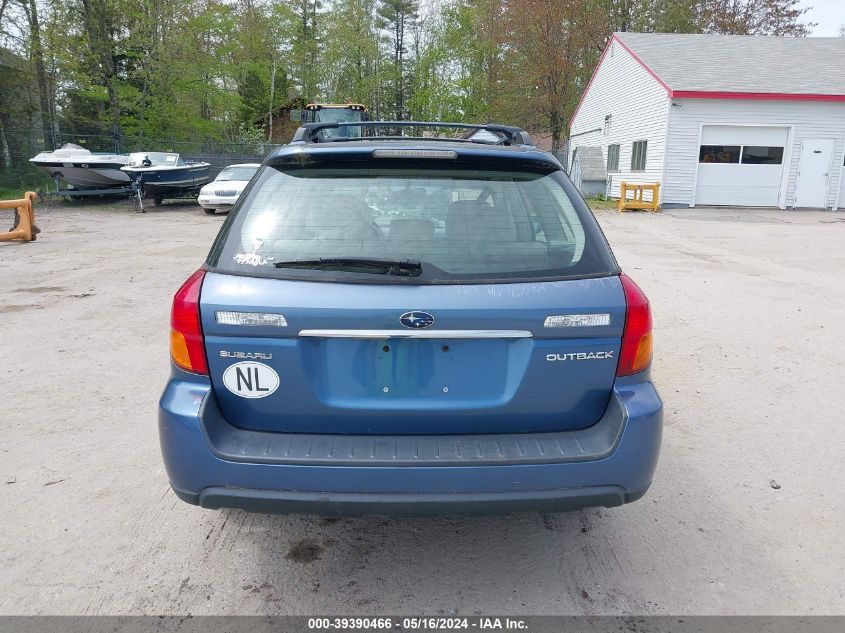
[801,0,845,36]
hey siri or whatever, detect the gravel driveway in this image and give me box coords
[1,200,843,615]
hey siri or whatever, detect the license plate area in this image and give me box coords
[299,337,531,408]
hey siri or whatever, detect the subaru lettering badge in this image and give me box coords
[400,311,435,329]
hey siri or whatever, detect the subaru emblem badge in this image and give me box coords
[400,311,435,329]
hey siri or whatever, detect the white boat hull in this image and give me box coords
[32,162,131,188]
[30,144,130,190]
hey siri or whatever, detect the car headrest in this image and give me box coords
[390,218,435,240]
[446,199,516,242]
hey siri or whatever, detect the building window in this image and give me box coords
[699,145,740,163]
[631,140,647,171]
[607,144,620,172]
[699,145,784,165]
[740,146,784,165]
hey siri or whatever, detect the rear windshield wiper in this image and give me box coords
[274,257,423,277]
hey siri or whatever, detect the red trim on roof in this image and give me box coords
[611,35,673,94]
[568,38,614,131]
[673,90,845,102]
[569,34,672,130]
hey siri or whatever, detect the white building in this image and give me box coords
[569,32,845,210]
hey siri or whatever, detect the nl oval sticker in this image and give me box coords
[222,361,279,398]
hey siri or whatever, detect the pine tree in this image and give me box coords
[377,0,417,120]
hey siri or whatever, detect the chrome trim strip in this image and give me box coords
[298,329,533,339]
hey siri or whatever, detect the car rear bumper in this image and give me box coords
[158,374,662,516]
[174,485,646,517]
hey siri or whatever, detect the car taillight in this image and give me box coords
[617,274,652,377]
[170,269,208,375]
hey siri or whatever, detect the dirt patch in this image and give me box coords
[15,286,67,293]
[0,304,41,313]
[285,539,326,564]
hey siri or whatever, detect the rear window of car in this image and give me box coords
[216,166,258,181]
[208,163,618,284]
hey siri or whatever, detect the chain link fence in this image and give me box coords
[0,128,286,190]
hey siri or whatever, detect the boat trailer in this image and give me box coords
[125,173,204,213]
[41,173,131,199]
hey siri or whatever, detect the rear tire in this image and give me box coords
[203,208,216,215]
[154,197,164,206]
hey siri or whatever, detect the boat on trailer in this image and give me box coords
[120,152,211,205]
[29,143,130,190]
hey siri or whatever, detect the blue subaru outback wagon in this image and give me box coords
[159,121,662,516]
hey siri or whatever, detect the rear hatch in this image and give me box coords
[201,274,624,435]
[200,145,623,435]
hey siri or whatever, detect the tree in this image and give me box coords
[77,0,125,148]
[416,0,512,124]
[10,0,55,148]
[322,0,381,107]
[659,0,701,32]
[501,0,607,152]
[699,0,814,36]
[641,0,701,32]
[278,0,323,100]
[604,0,700,33]
[604,0,644,32]
[233,0,289,129]
[377,0,417,119]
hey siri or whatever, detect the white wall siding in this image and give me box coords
[664,99,845,208]
[569,39,670,200]
[839,169,845,210]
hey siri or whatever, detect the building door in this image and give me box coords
[695,125,788,207]
[793,139,834,209]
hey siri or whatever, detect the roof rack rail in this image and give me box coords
[291,121,535,147]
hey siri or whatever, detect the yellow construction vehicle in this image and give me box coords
[290,103,369,139]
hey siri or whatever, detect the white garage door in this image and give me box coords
[695,125,788,207]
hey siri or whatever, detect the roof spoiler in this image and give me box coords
[291,121,535,147]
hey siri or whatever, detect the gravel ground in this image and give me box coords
[1,199,843,615]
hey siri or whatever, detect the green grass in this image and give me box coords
[0,166,53,200]
[0,186,33,200]
[587,196,618,211]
